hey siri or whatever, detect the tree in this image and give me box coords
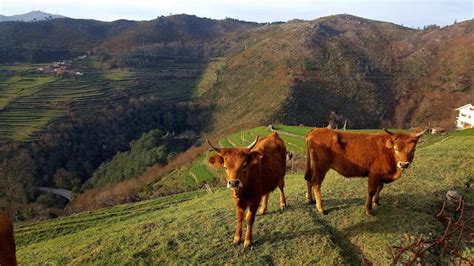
[0,150,36,203]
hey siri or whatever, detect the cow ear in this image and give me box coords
[248,151,263,165]
[385,138,394,149]
[208,154,224,168]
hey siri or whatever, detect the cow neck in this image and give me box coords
[383,144,404,179]
[234,163,262,200]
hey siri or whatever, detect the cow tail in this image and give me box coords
[304,142,313,181]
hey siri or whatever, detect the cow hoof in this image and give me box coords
[373,202,381,208]
[258,209,266,215]
[365,210,374,216]
[280,204,286,210]
[316,209,326,215]
[243,240,252,248]
[307,199,316,204]
[233,237,241,245]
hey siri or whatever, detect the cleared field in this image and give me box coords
[15,128,473,264]
[0,58,207,142]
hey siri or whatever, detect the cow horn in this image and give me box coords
[383,128,394,135]
[207,139,222,153]
[246,136,259,150]
[415,129,428,137]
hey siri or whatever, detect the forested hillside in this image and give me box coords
[0,15,258,62]
[204,15,473,130]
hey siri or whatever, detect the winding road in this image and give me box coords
[36,187,73,201]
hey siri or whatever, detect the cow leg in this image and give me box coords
[278,178,286,210]
[258,193,269,215]
[306,181,315,204]
[244,201,259,248]
[313,183,325,214]
[373,182,384,208]
[233,201,247,244]
[313,170,328,214]
[365,178,378,216]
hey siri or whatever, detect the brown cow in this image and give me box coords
[0,211,16,266]
[208,132,287,248]
[304,128,426,215]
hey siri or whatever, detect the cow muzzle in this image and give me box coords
[227,179,242,189]
[397,162,410,169]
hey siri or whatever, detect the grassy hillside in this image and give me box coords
[15,128,473,264]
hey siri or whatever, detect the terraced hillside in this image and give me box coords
[15,128,473,264]
[0,57,206,141]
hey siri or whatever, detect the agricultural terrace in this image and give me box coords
[0,57,206,142]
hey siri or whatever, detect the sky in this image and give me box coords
[0,0,472,28]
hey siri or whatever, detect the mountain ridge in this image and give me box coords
[0,11,65,22]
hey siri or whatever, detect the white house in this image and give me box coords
[455,103,474,129]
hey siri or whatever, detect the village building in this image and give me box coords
[455,103,474,129]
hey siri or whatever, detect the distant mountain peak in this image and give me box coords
[0,11,65,22]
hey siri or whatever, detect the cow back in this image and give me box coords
[306,128,396,177]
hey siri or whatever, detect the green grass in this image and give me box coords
[189,160,215,183]
[0,64,36,71]
[15,127,473,264]
[101,69,134,81]
[195,57,226,97]
[274,125,310,136]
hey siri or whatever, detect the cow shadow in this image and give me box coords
[258,193,363,216]
[337,192,451,235]
[308,190,454,236]
[252,203,365,264]
[321,197,365,214]
[253,189,455,264]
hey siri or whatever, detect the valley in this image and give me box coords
[0,1,473,264]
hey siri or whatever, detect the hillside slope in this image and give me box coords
[204,16,473,130]
[1,15,471,129]
[15,129,473,264]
